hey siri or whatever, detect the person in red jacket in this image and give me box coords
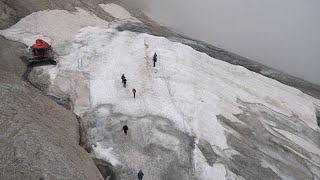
[132,88,136,98]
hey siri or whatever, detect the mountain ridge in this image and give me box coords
[1,1,320,180]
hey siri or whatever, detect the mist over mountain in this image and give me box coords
[134,0,320,85]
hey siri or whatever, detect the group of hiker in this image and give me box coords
[118,53,157,179]
[121,74,127,88]
[121,52,157,99]
[121,74,136,98]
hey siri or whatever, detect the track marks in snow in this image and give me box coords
[143,40,189,132]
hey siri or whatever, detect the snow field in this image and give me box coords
[62,26,320,178]
[194,146,227,180]
[99,3,131,20]
[94,143,120,166]
[0,8,109,56]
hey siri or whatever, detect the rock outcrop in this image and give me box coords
[0,36,104,180]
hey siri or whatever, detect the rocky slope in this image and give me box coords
[0,36,103,179]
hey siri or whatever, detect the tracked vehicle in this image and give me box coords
[29,39,56,66]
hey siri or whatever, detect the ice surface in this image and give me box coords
[273,128,320,155]
[194,146,227,180]
[283,145,320,167]
[94,143,120,166]
[0,8,109,55]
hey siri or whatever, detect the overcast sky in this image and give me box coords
[135,0,320,84]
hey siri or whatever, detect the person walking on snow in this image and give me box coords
[121,74,125,83]
[123,78,127,88]
[153,53,157,67]
[132,88,136,98]
[121,74,127,88]
[122,125,128,135]
[137,170,144,180]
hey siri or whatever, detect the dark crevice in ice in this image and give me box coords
[316,110,320,127]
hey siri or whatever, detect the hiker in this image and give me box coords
[152,53,157,67]
[121,74,127,87]
[121,74,125,83]
[137,170,144,180]
[123,78,127,88]
[122,125,128,135]
[132,88,136,98]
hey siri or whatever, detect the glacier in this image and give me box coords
[1,4,320,180]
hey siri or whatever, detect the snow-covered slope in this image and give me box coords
[1,5,320,180]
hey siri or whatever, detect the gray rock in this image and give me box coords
[0,36,27,77]
[27,67,51,91]
[0,36,103,180]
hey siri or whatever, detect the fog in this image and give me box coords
[133,0,320,84]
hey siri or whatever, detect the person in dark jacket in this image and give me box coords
[121,74,125,83]
[152,53,157,67]
[123,78,127,88]
[137,170,144,180]
[122,125,128,135]
[132,88,136,98]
